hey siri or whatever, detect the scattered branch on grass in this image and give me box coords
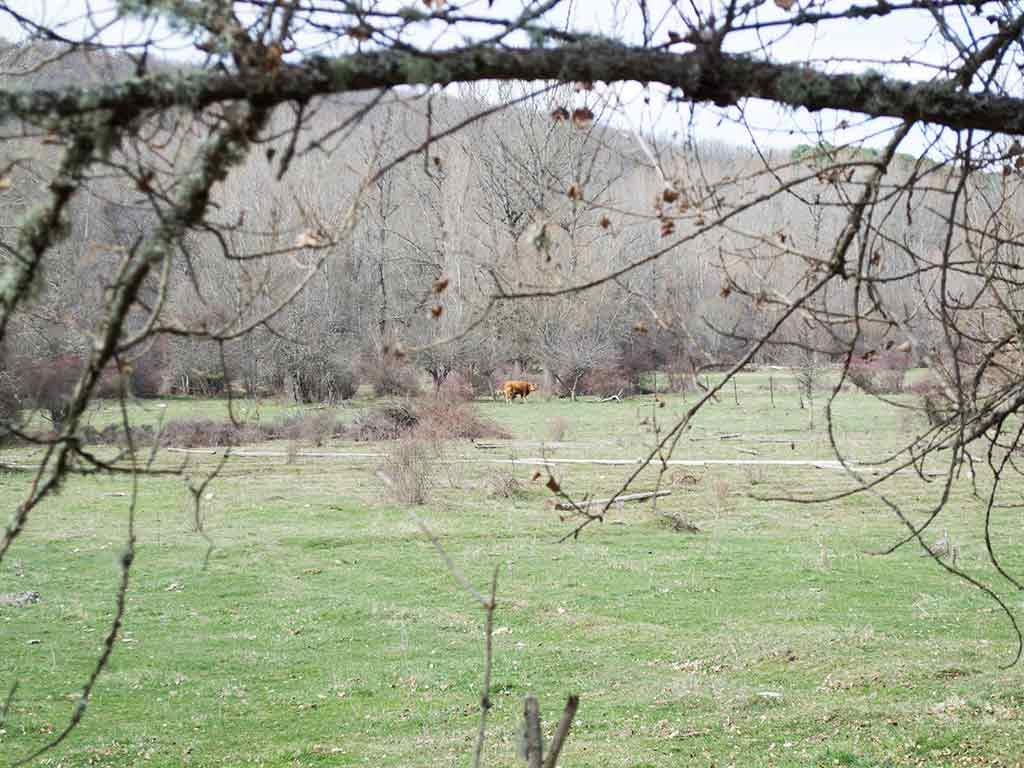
[552,489,671,510]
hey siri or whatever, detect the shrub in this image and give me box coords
[380,436,437,505]
[127,356,166,397]
[578,367,634,398]
[342,402,419,441]
[436,371,475,402]
[415,399,510,441]
[664,361,695,394]
[28,354,81,427]
[289,354,357,404]
[159,417,261,448]
[363,357,421,397]
[263,411,342,445]
[79,423,156,446]
[487,472,523,498]
[467,368,498,398]
[846,349,911,394]
[907,374,951,426]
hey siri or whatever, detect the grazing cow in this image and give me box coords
[501,380,537,403]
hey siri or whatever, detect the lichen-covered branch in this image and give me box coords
[2,44,1024,138]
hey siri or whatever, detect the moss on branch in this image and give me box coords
[1,43,1023,136]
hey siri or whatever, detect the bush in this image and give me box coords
[290,354,357,403]
[467,368,499,398]
[846,350,911,394]
[664,360,695,393]
[263,411,342,446]
[159,417,261,448]
[380,436,437,505]
[0,368,24,440]
[362,356,421,397]
[27,354,81,427]
[342,402,418,441]
[127,357,166,397]
[436,371,475,402]
[79,423,156,446]
[415,399,510,441]
[577,367,634,398]
[907,374,950,426]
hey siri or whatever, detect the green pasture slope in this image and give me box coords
[1,372,1023,767]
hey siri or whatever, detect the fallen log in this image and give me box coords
[553,489,671,510]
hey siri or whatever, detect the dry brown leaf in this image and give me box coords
[551,106,570,122]
[571,107,594,129]
[295,230,327,248]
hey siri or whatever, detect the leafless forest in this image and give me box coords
[2,41,1013,412]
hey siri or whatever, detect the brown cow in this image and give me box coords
[501,380,537,403]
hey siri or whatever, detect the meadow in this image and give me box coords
[1,372,1022,767]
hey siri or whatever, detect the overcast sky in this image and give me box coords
[0,0,996,155]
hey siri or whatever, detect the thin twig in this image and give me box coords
[471,565,501,768]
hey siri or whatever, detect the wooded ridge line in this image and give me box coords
[1,44,1022,135]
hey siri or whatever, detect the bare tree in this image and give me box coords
[6,0,1024,762]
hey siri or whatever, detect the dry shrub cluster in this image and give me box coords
[380,436,437,504]
[487,472,523,499]
[907,375,952,426]
[577,367,634,398]
[360,355,421,397]
[415,399,510,441]
[435,371,475,402]
[343,402,418,441]
[376,394,509,505]
[846,350,911,394]
[289,354,357,403]
[664,363,695,394]
[262,411,341,445]
[159,417,264,448]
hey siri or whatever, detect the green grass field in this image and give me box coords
[2,372,1023,767]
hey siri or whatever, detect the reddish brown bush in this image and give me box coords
[436,371,475,402]
[159,417,262,448]
[578,367,634,398]
[415,399,510,441]
[342,402,418,441]
[846,350,911,394]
